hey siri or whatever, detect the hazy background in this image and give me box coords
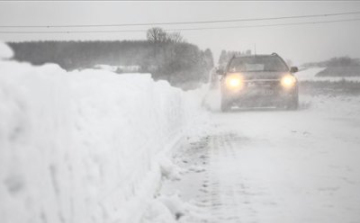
[1,1,360,65]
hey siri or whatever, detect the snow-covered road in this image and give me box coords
[160,95,360,223]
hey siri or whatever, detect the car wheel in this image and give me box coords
[221,100,231,112]
[287,95,299,110]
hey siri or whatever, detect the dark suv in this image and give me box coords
[218,53,299,112]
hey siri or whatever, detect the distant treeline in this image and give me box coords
[303,57,360,77]
[300,80,360,95]
[8,38,214,87]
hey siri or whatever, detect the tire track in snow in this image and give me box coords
[164,133,260,223]
[207,133,258,223]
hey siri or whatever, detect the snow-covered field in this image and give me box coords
[0,43,206,223]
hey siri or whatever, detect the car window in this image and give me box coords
[229,56,288,72]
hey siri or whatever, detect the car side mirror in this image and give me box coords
[290,66,298,73]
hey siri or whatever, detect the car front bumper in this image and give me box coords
[222,81,298,107]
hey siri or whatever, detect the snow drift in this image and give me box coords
[0,44,205,223]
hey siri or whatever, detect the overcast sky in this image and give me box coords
[1,1,360,65]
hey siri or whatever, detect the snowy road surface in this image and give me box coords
[160,96,360,223]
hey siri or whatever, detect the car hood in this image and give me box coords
[240,71,288,80]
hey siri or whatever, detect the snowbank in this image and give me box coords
[0,53,205,223]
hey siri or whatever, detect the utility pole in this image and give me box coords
[254,44,257,55]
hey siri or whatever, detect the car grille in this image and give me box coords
[245,79,280,89]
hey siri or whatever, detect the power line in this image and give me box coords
[0,17,359,34]
[0,30,145,34]
[169,17,360,32]
[1,10,360,28]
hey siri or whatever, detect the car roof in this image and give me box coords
[232,53,280,59]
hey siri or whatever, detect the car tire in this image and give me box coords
[221,100,231,112]
[287,95,299,110]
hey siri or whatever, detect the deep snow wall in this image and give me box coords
[0,58,190,223]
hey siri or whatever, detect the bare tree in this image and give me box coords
[146,27,168,43]
[168,32,186,43]
[146,28,185,43]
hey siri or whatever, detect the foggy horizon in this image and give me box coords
[1,1,360,65]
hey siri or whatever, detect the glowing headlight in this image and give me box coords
[281,75,297,88]
[225,73,244,90]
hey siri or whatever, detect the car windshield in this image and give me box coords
[228,56,289,72]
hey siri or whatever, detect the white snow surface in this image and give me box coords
[0,59,205,223]
[162,91,360,223]
[0,42,14,59]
